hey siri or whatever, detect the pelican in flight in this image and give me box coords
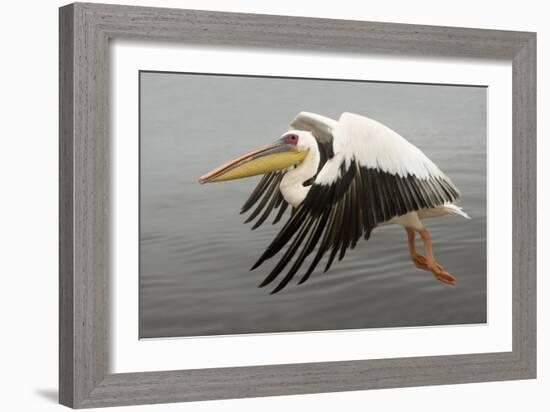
[199,112,469,294]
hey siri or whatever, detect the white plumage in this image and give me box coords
[334,112,447,180]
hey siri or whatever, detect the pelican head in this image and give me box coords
[198,131,315,184]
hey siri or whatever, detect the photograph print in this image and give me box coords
[139,71,486,339]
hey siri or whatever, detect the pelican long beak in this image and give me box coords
[198,140,308,184]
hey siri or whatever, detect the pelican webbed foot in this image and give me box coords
[406,227,456,286]
[430,264,456,285]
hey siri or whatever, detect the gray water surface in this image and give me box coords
[139,72,487,339]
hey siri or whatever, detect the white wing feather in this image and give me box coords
[331,112,447,181]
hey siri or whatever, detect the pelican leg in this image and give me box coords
[406,228,430,270]
[418,228,456,285]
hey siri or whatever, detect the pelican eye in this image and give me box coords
[284,133,299,145]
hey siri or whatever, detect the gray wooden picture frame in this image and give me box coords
[59,2,536,408]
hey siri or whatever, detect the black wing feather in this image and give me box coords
[273,200,289,224]
[244,174,279,224]
[295,209,332,284]
[324,200,344,273]
[241,173,273,214]
[241,171,290,229]
[269,216,317,294]
[301,206,337,281]
[251,191,282,230]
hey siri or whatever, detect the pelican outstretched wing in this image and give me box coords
[253,112,460,293]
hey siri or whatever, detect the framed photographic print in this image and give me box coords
[59,2,536,408]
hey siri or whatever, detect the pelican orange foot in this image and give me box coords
[406,227,456,285]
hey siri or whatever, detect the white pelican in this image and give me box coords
[199,112,469,294]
